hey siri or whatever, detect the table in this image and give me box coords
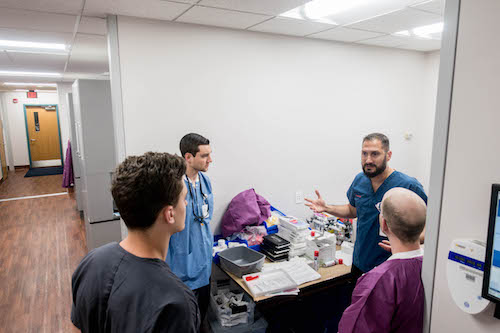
[222,260,351,303]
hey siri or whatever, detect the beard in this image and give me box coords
[363,156,387,178]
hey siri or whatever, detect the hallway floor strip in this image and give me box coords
[0,192,68,202]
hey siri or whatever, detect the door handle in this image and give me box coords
[30,139,36,142]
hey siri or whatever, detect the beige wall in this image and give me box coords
[430,0,500,330]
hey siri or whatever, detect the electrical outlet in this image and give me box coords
[295,191,304,204]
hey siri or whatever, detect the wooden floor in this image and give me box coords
[0,169,86,333]
[0,167,66,200]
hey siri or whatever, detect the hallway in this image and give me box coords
[0,169,86,333]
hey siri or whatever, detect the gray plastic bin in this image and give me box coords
[218,247,265,277]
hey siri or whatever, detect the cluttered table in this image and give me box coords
[222,260,351,302]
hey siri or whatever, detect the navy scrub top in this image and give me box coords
[347,171,427,272]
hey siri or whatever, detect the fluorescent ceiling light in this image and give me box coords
[0,39,66,50]
[281,0,376,23]
[304,0,376,19]
[413,22,443,38]
[0,71,61,77]
[3,82,57,87]
[394,22,443,39]
[15,89,30,92]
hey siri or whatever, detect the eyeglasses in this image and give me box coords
[375,202,382,214]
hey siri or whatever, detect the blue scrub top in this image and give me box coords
[347,171,427,272]
[166,172,214,290]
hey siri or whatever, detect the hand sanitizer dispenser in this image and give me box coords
[446,239,490,314]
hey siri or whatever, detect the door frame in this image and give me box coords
[23,104,64,168]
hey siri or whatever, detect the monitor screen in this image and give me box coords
[483,184,500,302]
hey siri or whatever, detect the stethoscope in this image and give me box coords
[186,174,210,223]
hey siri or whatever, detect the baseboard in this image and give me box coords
[14,165,29,170]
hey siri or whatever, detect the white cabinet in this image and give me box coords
[72,79,121,251]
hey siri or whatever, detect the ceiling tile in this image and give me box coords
[309,27,385,43]
[0,8,77,33]
[66,33,109,74]
[0,52,67,72]
[83,0,191,20]
[410,0,445,15]
[177,6,271,30]
[0,28,73,44]
[249,17,334,37]
[356,35,407,48]
[79,16,107,35]
[0,0,82,15]
[346,7,442,34]
[395,37,442,51]
[197,0,311,16]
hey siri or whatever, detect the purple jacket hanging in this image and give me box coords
[62,140,74,188]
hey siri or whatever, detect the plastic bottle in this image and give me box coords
[313,250,319,271]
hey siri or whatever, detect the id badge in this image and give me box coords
[202,204,209,217]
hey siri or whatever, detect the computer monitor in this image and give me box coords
[482,184,500,304]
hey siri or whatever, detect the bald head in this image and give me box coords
[381,188,426,244]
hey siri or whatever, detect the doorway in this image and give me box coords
[23,105,63,168]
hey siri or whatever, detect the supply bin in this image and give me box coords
[218,247,265,277]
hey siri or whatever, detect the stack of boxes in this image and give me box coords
[277,216,310,258]
[260,234,290,261]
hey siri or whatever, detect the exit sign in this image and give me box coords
[27,90,37,98]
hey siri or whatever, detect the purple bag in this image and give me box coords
[221,189,271,238]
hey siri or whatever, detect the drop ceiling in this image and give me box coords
[0,0,444,91]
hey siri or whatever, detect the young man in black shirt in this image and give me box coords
[71,152,200,333]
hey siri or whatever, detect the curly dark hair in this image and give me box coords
[111,152,186,230]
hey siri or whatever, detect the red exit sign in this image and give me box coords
[27,90,37,98]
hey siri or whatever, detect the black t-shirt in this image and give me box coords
[71,242,200,333]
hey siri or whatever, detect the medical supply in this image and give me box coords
[313,251,319,271]
[262,257,320,285]
[210,286,255,327]
[323,258,343,267]
[260,234,291,262]
[306,232,336,266]
[243,269,298,297]
[307,214,354,245]
[278,216,309,232]
[277,216,310,259]
[228,242,247,248]
[341,241,354,255]
[213,240,228,257]
[218,246,266,277]
[232,226,268,246]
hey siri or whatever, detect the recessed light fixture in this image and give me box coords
[281,0,376,23]
[0,71,61,77]
[394,22,444,39]
[3,82,57,87]
[0,39,66,50]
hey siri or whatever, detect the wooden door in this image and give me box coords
[0,119,7,179]
[25,106,61,167]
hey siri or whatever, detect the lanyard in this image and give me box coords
[186,174,209,223]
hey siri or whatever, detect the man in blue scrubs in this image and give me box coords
[305,133,427,278]
[166,133,213,329]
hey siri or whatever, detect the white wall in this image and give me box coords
[430,0,500,330]
[0,91,64,166]
[116,16,439,234]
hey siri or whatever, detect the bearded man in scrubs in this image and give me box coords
[166,133,213,330]
[305,133,427,278]
[337,187,426,333]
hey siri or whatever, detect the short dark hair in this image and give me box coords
[363,133,390,152]
[382,196,426,244]
[180,133,210,158]
[111,152,186,230]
